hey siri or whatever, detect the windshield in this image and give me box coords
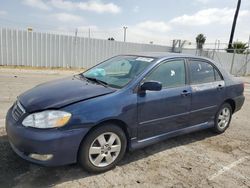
[82,55,155,88]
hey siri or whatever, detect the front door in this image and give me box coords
[137,59,191,140]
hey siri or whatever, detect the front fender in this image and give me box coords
[62,90,138,138]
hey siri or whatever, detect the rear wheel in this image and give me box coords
[213,103,232,133]
[78,124,127,173]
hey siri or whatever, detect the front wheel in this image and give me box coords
[213,103,232,133]
[78,124,127,173]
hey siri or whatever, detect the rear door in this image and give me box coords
[187,58,225,126]
[137,59,192,140]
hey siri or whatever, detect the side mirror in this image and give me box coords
[140,81,162,91]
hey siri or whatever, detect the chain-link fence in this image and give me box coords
[181,48,250,76]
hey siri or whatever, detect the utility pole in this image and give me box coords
[228,0,241,50]
[88,28,91,39]
[123,26,127,42]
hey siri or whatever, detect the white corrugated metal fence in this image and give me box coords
[0,28,171,68]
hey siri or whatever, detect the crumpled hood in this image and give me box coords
[18,76,116,112]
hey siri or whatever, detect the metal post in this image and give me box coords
[172,40,177,52]
[88,28,90,39]
[123,26,127,42]
[244,49,249,76]
[212,40,217,59]
[11,29,14,65]
[230,49,236,74]
[31,31,33,67]
[248,35,250,50]
[244,35,250,75]
[0,28,3,65]
[74,28,78,68]
[21,30,24,65]
[217,40,220,51]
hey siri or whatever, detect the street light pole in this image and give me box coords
[123,26,127,42]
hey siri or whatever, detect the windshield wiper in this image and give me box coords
[84,76,109,87]
[73,74,85,80]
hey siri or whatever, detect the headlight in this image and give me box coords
[22,110,71,129]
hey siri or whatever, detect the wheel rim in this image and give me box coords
[89,132,121,167]
[217,107,231,129]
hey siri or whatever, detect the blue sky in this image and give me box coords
[0,0,249,46]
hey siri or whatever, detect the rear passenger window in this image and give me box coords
[189,60,222,84]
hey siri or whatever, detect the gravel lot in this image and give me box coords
[0,68,250,188]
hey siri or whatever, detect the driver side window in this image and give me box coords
[145,59,186,88]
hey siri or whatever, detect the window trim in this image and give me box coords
[139,58,187,90]
[186,58,224,85]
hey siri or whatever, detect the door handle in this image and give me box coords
[217,84,224,90]
[181,90,191,97]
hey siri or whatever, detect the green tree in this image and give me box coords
[196,34,206,49]
[226,41,248,54]
[108,37,115,41]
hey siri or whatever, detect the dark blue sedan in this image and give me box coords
[6,53,245,172]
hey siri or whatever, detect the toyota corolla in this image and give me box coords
[6,53,245,173]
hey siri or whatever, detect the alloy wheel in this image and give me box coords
[217,107,231,129]
[88,132,121,167]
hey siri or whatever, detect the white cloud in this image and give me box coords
[106,21,172,45]
[78,21,172,44]
[136,20,171,33]
[22,0,121,14]
[57,22,172,45]
[170,8,250,26]
[56,25,98,33]
[77,25,98,31]
[194,0,209,4]
[51,13,83,22]
[49,0,121,14]
[126,27,171,45]
[78,1,121,14]
[0,10,7,16]
[22,0,50,10]
[49,0,75,11]
[133,6,139,13]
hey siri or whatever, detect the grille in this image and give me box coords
[12,101,26,121]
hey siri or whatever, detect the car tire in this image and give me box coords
[213,103,232,133]
[78,124,127,173]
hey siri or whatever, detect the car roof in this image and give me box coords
[122,52,203,60]
[122,51,224,68]
[121,51,229,75]
[123,52,233,82]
